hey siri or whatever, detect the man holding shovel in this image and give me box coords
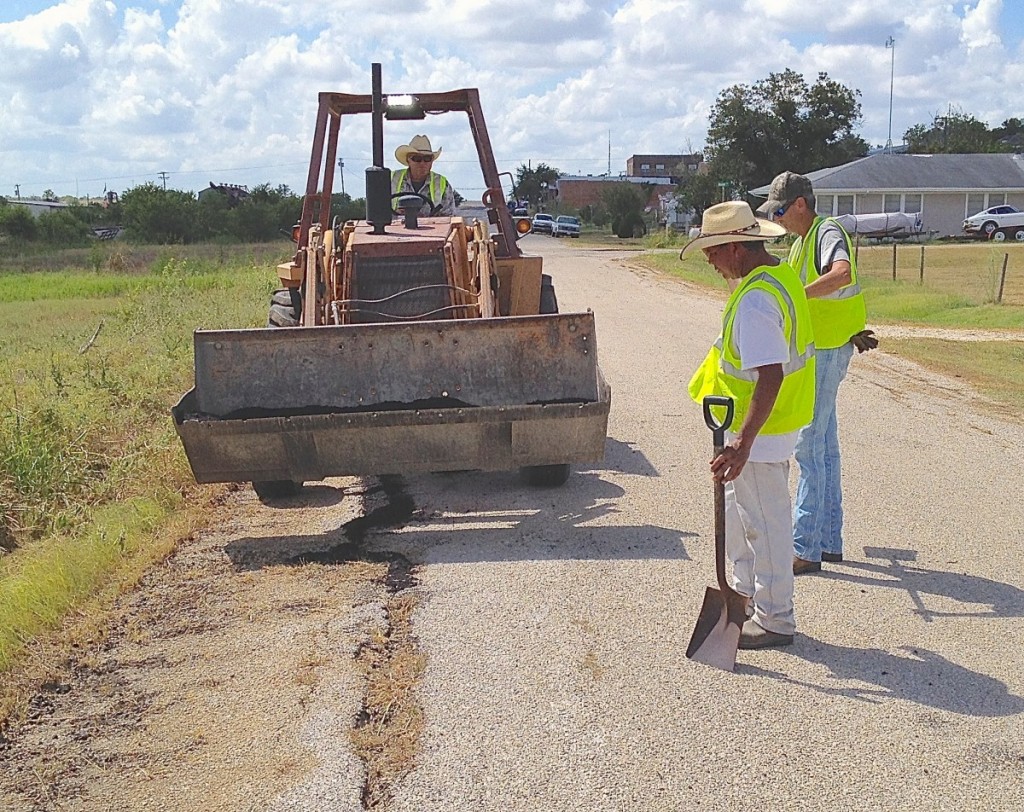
[684,202,816,649]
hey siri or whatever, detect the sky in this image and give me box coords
[1,0,1023,204]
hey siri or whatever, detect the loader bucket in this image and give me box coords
[172,312,610,483]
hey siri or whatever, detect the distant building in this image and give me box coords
[6,199,69,218]
[626,153,703,182]
[555,175,673,210]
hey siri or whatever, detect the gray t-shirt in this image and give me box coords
[816,219,852,273]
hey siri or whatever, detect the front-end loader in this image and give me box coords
[172,64,610,497]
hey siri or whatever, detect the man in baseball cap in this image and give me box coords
[757,171,873,577]
[685,201,815,649]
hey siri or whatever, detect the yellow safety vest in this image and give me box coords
[788,217,866,349]
[689,262,816,435]
[392,169,449,209]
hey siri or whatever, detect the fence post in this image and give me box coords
[998,252,1009,303]
[892,242,897,280]
[919,245,925,284]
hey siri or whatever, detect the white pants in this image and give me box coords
[725,460,796,635]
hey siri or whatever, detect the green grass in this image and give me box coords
[0,244,281,675]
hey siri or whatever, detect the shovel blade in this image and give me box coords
[686,587,742,672]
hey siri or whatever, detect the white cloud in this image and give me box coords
[0,0,1022,200]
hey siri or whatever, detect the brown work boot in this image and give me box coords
[793,556,822,575]
[822,552,843,562]
[738,620,794,650]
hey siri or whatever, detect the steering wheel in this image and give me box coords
[391,191,440,217]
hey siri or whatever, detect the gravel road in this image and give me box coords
[2,235,1022,810]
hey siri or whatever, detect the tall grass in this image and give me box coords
[0,244,280,671]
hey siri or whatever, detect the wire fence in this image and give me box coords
[852,242,1024,306]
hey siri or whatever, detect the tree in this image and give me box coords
[36,210,91,246]
[705,69,868,195]
[513,163,562,209]
[603,183,651,238]
[673,172,721,224]
[904,107,1013,153]
[121,182,200,243]
[0,205,37,241]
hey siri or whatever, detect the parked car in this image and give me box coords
[531,213,554,235]
[552,215,581,238]
[963,205,1024,241]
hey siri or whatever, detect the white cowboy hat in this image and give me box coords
[394,134,442,166]
[679,200,787,259]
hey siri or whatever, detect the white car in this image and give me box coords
[963,205,1024,241]
[531,213,554,235]
[552,215,581,238]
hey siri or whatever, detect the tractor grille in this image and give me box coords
[348,253,453,323]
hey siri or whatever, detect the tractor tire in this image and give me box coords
[540,273,558,315]
[521,464,571,487]
[1014,228,1024,242]
[252,480,303,500]
[993,229,1007,242]
[268,288,302,327]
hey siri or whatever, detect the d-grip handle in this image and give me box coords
[702,396,734,449]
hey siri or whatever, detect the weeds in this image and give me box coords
[0,244,281,671]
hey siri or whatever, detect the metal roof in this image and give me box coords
[750,153,1024,195]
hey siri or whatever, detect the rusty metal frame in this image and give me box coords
[295,87,522,280]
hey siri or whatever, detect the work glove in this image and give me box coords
[849,329,878,353]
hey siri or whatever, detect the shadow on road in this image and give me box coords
[224,466,694,571]
[822,545,1024,620]
[743,637,1024,717]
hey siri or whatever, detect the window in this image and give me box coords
[641,163,650,170]
[988,193,1006,207]
[836,195,854,216]
[816,195,834,217]
[883,194,901,214]
[655,163,665,170]
[904,194,922,213]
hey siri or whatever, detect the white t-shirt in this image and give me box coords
[724,287,799,463]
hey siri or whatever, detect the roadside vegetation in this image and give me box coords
[0,242,282,719]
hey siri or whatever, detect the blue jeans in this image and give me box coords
[793,342,854,562]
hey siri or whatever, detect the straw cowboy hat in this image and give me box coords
[395,134,442,166]
[679,201,787,259]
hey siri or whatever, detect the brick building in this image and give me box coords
[626,153,703,181]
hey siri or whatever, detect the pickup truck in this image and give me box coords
[963,205,1024,241]
[552,215,581,238]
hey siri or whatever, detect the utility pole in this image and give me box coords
[607,130,611,176]
[158,171,169,189]
[13,184,20,199]
[885,36,896,153]
[338,157,345,196]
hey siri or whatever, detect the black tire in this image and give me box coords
[521,464,571,487]
[981,221,999,238]
[1014,228,1024,242]
[268,288,302,327]
[540,273,558,315]
[252,480,303,500]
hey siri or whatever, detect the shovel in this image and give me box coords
[685,395,749,671]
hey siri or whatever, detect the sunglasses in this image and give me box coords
[773,200,793,219]
[408,154,433,163]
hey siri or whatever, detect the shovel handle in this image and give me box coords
[702,396,734,449]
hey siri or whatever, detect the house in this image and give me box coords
[750,153,1024,237]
